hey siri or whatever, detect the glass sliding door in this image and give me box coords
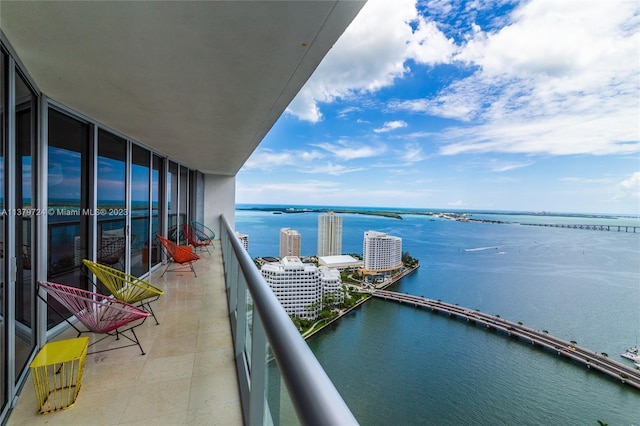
[168,161,179,243]
[130,145,150,277]
[179,165,188,227]
[150,155,164,268]
[13,70,36,382]
[47,109,90,326]
[96,130,127,272]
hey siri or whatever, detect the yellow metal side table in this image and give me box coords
[29,337,89,414]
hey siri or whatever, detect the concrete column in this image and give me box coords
[203,173,236,239]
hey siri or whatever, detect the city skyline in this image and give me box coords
[237,0,640,215]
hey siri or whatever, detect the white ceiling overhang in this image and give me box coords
[1,0,365,175]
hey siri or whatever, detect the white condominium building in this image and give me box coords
[261,257,343,320]
[317,211,342,257]
[279,227,301,258]
[363,230,403,271]
[235,231,249,251]
[319,266,344,305]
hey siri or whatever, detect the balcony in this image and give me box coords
[6,215,356,425]
[7,240,242,425]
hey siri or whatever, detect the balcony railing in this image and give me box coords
[220,215,358,426]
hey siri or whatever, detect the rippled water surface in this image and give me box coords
[236,208,640,425]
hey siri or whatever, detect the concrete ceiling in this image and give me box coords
[1,1,365,175]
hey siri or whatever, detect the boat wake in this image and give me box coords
[464,246,499,252]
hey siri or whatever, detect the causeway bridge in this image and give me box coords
[372,289,640,390]
[519,223,638,232]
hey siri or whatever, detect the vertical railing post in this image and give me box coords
[248,309,267,426]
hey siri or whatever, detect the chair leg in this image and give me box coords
[141,301,160,325]
[161,261,171,277]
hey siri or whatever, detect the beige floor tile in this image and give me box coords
[120,378,191,423]
[187,404,244,426]
[188,370,240,412]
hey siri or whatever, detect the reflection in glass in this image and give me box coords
[179,165,188,228]
[47,109,90,327]
[168,161,179,242]
[97,130,127,272]
[131,145,150,277]
[14,71,35,383]
[150,155,164,267]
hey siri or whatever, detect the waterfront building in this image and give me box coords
[0,2,364,424]
[319,266,345,305]
[261,257,321,319]
[280,227,301,258]
[363,230,403,272]
[235,231,249,251]
[318,211,343,256]
[261,257,344,319]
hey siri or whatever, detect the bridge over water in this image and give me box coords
[372,290,640,391]
[519,223,638,232]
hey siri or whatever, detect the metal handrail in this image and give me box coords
[221,215,358,425]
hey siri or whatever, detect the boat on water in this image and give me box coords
[620,346,640,362]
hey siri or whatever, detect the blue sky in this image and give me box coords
[237,0,640,215]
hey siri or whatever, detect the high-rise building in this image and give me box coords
[235,231,249,251]
[279,228,301,258]
[261,257,343,319]
[363,230,403,272]
[317,211,342,256]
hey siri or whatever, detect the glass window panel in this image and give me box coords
[179,166,188,227]
[168,161,178,242]
[97,130,127,271]
[47,109,90,327]
[14,70,36,383]
[150,155,164,267]
[130,145,150,277]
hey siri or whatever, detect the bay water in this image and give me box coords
[235,206,640,425]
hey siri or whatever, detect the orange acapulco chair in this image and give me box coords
[37,281,151,355]
[156,234,200,277]
[181,223,212,255]
[82,259,164,325]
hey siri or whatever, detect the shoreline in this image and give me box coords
[302,264,420,340]
[237,205,640,224]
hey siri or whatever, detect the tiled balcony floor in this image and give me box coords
[7,241,243,426]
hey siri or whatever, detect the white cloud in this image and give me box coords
[285,0,639,158]
[286,0,421,122]
[487,159,534,173]
[397,142,428,163]
[374,120,408,133]
[302,163,365,176]
[313,141,387,160]
[617,171,640,198]
[434,1,638,156]
[243,148,325,171]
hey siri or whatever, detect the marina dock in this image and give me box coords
[372,290,640,391]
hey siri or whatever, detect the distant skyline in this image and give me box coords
[236,0,640,215]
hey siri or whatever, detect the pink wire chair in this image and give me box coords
[38,281,151,355]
